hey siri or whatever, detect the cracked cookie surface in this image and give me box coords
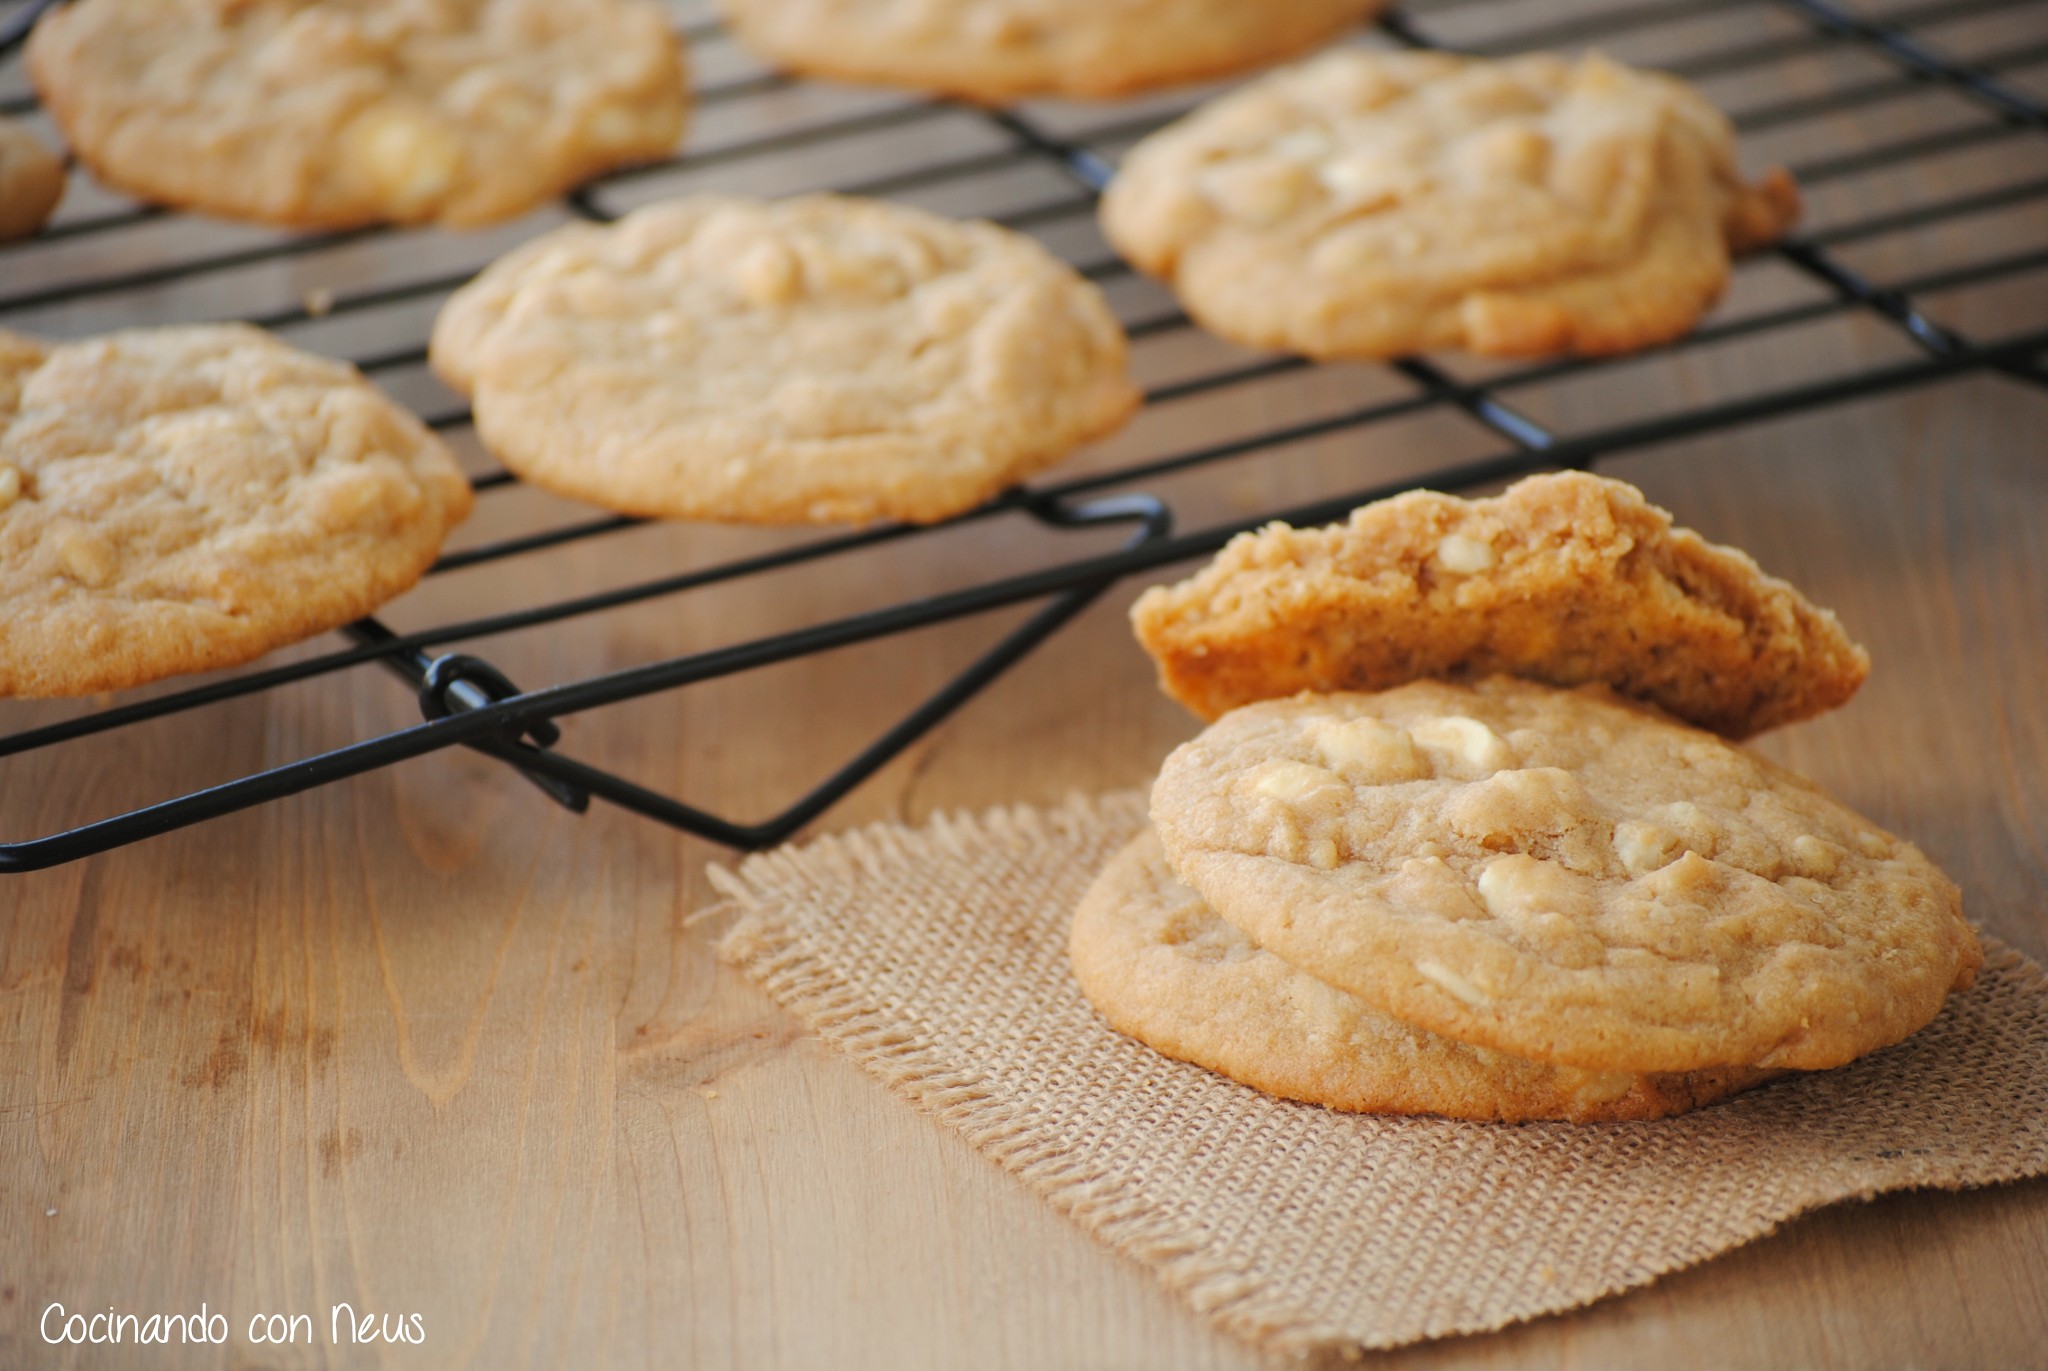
[27,0,687,228]
[1072,829,1777,1121]
[1100,49,1798,358]
[431,193,1141,525]
[1132,471,1869,739]
[1150,679,1980,1074]
[0,325,473,697]
[720,0,1386,102]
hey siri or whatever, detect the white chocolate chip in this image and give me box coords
[1791,834,1841,878]
[1658,801,1719,857]
[1646,850,1721,898]
[1269,127,1335,162]
[1316,150,1424,207]
[1476,853,1596,921]
[56,529,117,587]
[732,240,802,306]
[799,242,906,298]
[1614,820,1681,876]
[346,105,461,214]
[1434,532,1498,575]
[1415,958,1492,1008]
[1307,836,1340,870]
[1411,715,1514,774]
[1453,122,1551,184]
[1252,760,1349,806]
[1854,830,1891,859]
[1198,159,1312,224]
[1307,717,1429,784]
[0,464,21,512]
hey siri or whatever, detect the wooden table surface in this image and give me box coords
[5,1,2048,1366]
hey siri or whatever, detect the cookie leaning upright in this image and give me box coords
[1100,50,1799,359]
[1133,471,1869,738]
[431,194,1141,525]
[720,0,1388,102]
[1148,678,1982,1075]
[26,0,687,229]
[0,325,473,698]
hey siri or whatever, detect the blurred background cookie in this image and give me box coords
[431,193,1141,525]
[719,0,1387,102]
[26,0,689,229]
[0,324,473,697]
[1101,49,1799,358]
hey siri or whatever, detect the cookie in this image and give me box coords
[1099,49,1800,358]
[26,0,687,229]
[0,325,474,698]
[0,117,65,241]
[1150,679,1981,1074]
[430,194,1141,525]
[1072,829,1777,1121]
[719,0,1387,103]
[1133,472,1868,739]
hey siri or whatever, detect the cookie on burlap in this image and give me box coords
[430,193,1141,525]
[1150,678,1981,1075]
[1100,49,1799,358]
[1131,471,1868,739]
[26,0,687,229]
[719,0,1386,102]
[1071,829,1777,1121]
[0,325,473,697]
[0,117,65,241]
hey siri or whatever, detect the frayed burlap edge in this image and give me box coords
[707,792,2048,1358]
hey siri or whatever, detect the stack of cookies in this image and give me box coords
[1071,473,1982,1122]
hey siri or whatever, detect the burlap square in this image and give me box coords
[709,792,2048,1357]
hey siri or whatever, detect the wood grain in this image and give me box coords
[4,0,2048,1365]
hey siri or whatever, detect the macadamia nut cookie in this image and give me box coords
[1150,679,1980,1075]
[431,194,1141,525]
[1072,829,1778,1121]
[0,325,473,697]
[1100,49,1799,358]
[0,117,65,241]
[720,0,1387,102]
[1132,471,1869,738]
[26,0,688,229]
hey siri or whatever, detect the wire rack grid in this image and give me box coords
[1,0,2045,873]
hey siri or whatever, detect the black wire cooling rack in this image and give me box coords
[1,0,2044,873]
